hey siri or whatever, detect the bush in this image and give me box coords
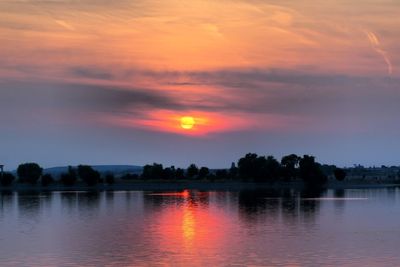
[60,167,78,186]
[120,173,139,180]
[334,168,346,181]
[1,173,15,186]
[41,174,54,187]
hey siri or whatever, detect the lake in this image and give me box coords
[1,188,400,266]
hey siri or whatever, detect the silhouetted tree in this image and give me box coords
[320,164,337,176]
[0,172,15,186]
[187,164,199,179]
[60,166,78,186]
[238,153,265,181]
[77,165,100,186]
[198,167,210,179]
[334,168,346,181]
[142,163,163,179]
[299,155,327,185]
[41,174,54,187]
[229,162,238,179]
[175,168,185,179]
[105,174,115,185]
[17,163,43,184]
[162,166,176,180]
[281,154,300,181]
[238,153,279,182]
[265,156,281,181]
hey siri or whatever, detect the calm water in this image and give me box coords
[1,188,400,266]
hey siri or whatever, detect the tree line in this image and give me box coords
[0,153,347,187]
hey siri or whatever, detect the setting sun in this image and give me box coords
[180,116,195,129]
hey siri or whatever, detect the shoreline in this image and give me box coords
[1,180,399,192]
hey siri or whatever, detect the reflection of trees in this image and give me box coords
[333,189,346,211]
[143,190,210,211]
[238,190,273,218]
[17,192,42,219]
[238,188,326,223]
[15,192,53,232]
[0,191,14,214]
[77,192,101,215]
[105,191,114,211]
[61,192,78,212]
[299,187,325,219]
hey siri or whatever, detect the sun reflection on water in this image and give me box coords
[182,201,195,246]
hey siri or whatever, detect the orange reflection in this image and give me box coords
[149,190,233,265]
[182,203,195,245]
[147,191,190,197]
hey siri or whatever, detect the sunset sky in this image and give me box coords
[1,0,399,169]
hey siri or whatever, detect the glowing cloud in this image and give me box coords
[365,31,393,75]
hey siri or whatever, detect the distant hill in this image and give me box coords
[43,165,143,177]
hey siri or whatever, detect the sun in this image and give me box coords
[180,116,195,129]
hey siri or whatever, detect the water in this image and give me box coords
[1,188,400,266]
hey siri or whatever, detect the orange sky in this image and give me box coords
[1,0,400,168]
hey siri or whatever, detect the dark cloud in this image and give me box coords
[0,80,184,117]
[69,67,115,80]
[65,66,400,117]
[70,66,374,88]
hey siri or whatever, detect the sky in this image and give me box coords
[1,0,400,170]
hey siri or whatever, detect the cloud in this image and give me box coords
[65,66,400,118]
[69,67,115,80]
[365,30,393,75]
[0,80,184,116]
[54,20,75,31]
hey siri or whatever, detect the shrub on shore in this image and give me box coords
[1,172,15,186]
[60,167,78,186]
[41,174,54,187]
[334,168,347,181]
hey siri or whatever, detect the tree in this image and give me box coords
[60,166,78,186]
[162,166,176,180]
[141,163,163,179]
[238,153,264,181]
[41,174,54,187]
[175,168,185,179]
[17,163,43,184]
[281,154,300,181]
[0,172,15,186]
[237,153,279,182]
[299,155,327,185]
[265,156,281,181]
[334,168,346,181]
[187,164,199,179]
[77,165,100,186]
[198,167,210,179]
[229,162,238,179]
